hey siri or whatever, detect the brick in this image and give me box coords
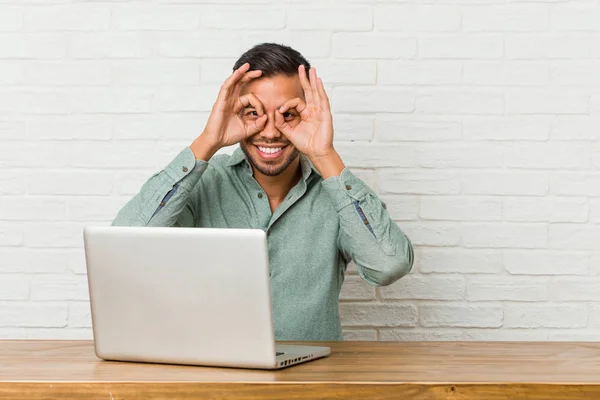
[505,143,590,169]
[68,302,92,328]
[0,170,27,195]
[504,251,589,276]
[399,222,460,246]
[378,171,461,195]
[504,305,587,328]
[0,198,66,221]
[467,278,547,301]
[420,197,501,221]
[156,86,218,112]
[379,60,462,85]
[551,173,600,197]
[551,116,600,141]
[461,224,547,249]
[549,225,600,250]
[550,7,600,31]
[336,143,417,168]
[503,197,588,223]
[590,305,600,328]
[242,32,330,58]
[0,276,29,300]
[462,329,549,341]
[549,279,600,301]
[419,35,503,59]
[111,61,200,85]
[25,61,110,86]
[380,329,463,341]
[68,197,128,222]
[375,116,461,142]
[417,144,503,168]
[419,249,503,274]
[24,4,110,31]
[114,114,209,141]
[0,118,25,141]
[417,91,504,114]
[334,33,417,59]
[66,249,86,275]
[463,116,550,141]
[158,32,241,58]
[200,8,284,30]
[506,35,592,59]
[379,195,418,221]
[0,6,23,32]
[113,5,200,31]
[0,90,68,115]
[342,330,378,341]
[551,63,600,85]
[463,172,549,196]
[0,223,24,247]
[68,89,153,114]
[332,115,373,141]
[26,116,112,141]
[420,305,503,328]
[0,303,67,328]
[332,87,415,113]
[375,5,461,32]
[31,275,89,301]
[200,59,237,83]
[380,276,466,300]
[463,62,549,86]
[339,275,376,301]
[463,5,548,32]
[69,32,154,59]
[340,304,417,327]
[0,249,67,274]
[549,331,600,341]
[316,60,376,85]
[28,171,112,196]
[507,92,589,114]
[24,222,86,248]
[0,61,24,84]
[288,6,372,31]
[0,33,66,59]
[115,171,155,196]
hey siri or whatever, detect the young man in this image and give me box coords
[112,43,414,341]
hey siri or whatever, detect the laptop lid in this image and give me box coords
[83,226,278,369]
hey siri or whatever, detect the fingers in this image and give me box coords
[237,92,265,115]
[308,67,322,109]
[278,97,307,115]
[316,77,331,112]
[247,114,267,136]
[298,65,314,105]
[218,63,262,102]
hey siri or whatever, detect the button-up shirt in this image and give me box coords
[112,147,414,340]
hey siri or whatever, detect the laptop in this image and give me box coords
[83,226,331,369]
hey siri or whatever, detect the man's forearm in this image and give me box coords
[309,150,345,180]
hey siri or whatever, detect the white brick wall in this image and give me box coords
[1,0,600,342]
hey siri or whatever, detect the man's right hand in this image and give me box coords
[190,62,267,161]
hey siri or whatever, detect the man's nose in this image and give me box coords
[259,115,282,140]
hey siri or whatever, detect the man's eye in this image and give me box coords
[246,110,258,117]
[283,112,295,118]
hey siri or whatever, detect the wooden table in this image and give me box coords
[1,340,599,399]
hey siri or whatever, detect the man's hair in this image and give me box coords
[233,43,311,78]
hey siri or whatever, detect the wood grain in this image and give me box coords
[1,341,600,399]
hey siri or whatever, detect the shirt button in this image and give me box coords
[345,184,352,190]
[160,202,165,207]
[182,167,188,172]
[267,231,271,237]
[258,193,263,199]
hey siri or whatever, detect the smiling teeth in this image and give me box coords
[258,146,282,154]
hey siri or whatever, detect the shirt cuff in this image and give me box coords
[164,147,209,192]
[321,168,370,212]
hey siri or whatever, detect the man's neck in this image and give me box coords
[252,158,302,209]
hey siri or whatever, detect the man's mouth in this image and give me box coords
[254,144,287,159]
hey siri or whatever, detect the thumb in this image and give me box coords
[275,110,294,140]
[246,114,267,137]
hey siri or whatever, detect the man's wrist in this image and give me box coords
[190,134,220,161]
[309,150,345,179]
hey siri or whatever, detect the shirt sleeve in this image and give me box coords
[112,147,208,227]
[321,168,414,286]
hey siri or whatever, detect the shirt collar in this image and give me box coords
[226,147,318,181]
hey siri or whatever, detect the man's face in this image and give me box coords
[239,74,304,177]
